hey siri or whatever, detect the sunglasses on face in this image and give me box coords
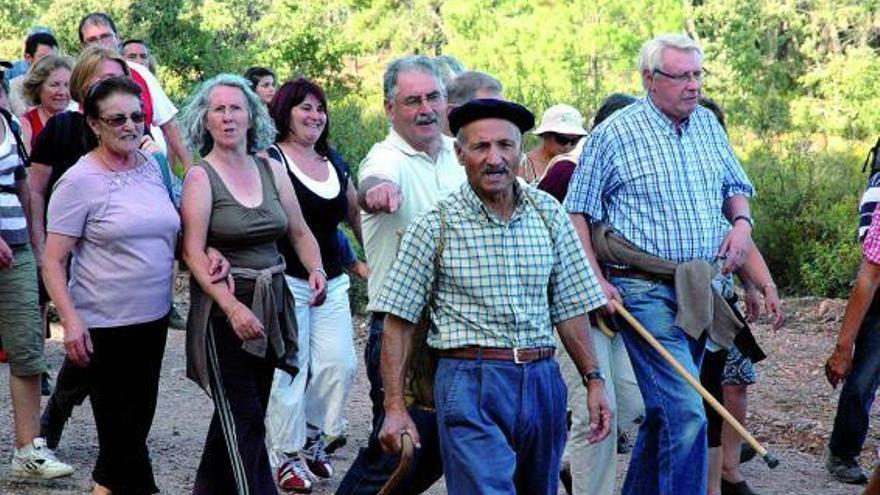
[551,133,581,146]
[99,111,146,127]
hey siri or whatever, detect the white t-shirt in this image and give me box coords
[127,61,176,155]
[359,128,466,308]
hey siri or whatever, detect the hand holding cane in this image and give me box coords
[610,299,780,469]
[378,431,415,495]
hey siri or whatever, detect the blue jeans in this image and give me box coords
[611,277,708,495]
[434,356,568,495]
[829,298,880,459]
[335,314,443,495]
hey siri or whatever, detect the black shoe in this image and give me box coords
[825,451,868,484]
[41,372,53,397]
[721,478,761,495]
[617,431,633,454]
[323,434,347,455]
[559,465,573,495]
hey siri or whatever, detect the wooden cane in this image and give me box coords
[596,315,616,339]
[377,431,415,495]
[610,299,780,469]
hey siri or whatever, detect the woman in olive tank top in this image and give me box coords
[179,74,326,495]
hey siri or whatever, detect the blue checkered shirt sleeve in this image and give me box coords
[564,129,615,222]
[371,212,438,324]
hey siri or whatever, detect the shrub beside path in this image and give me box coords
[0,298,873,494]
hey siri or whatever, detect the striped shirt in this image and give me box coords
[0,117,28,247]
[564,96,754,262]
[373,181,606,350]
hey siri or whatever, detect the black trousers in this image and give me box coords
[90,316,168,494]
[700,348,729,448]
[335,314,443,495]
[193,317,278,495]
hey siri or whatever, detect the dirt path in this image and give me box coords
[0,298,874,494]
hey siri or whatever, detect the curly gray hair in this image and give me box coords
[178,73,276,156]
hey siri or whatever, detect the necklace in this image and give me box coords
[95,148,137,173]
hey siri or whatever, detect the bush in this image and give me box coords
[741,133,866,297]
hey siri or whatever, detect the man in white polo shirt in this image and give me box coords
[335,54,465,495]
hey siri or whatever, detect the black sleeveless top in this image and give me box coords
[267,145,348,279]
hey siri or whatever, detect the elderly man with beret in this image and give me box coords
[374,98,612,494]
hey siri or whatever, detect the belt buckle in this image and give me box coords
[513,347,527,364]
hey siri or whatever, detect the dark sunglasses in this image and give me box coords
[551,133,581,146]
[99,111,146,127]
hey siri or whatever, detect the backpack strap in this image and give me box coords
[0,108,29,167]
[863,137,880,173]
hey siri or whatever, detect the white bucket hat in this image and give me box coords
[532,104,588,136]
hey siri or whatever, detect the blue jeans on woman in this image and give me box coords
[611,276,708,495]
[829,297,880,459]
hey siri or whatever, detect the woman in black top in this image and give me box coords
[264,77,363,492]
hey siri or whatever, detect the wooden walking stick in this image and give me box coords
[610,299,780,469]
[378,431,415,495]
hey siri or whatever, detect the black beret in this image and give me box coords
[448,98,535,136]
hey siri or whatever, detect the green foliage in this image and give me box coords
[740,135,865,297]
[2,0,880,302]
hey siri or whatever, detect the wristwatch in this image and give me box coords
[732,215,754,229]
[581,369,606,387]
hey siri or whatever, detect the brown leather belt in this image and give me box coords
[605,266,673,284]
[438,346,555,364]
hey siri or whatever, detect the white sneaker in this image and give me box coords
[10,437,75,479]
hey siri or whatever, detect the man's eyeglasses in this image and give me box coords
[653,68,704,84]
[99,111,146,127]
[550,133,582,146]
[85,32,116,45]
[400,91,443,109]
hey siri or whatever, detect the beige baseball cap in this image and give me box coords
[532,104,588,136]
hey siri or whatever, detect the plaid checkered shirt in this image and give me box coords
[372,181,606,350]
[863,206,880,265]
[564,96,754,263]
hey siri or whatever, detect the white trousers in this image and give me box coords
[265,274,357,466]
[559,327,644,495]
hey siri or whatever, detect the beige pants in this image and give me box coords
[558,327,644,495]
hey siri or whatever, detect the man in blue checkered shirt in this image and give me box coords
[374,98,613,495]
[565,34,755,495]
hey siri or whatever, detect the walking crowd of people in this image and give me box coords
[0,10,878,495]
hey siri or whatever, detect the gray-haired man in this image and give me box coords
[336,54,465,495]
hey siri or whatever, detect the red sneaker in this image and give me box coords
[0,348,8,363]
[277,456,312,493]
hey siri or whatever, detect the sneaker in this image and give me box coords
[277,456,312,493]
[10,438,74,479]
[302,436,334,479]
[169,304,187,329]
[0,347,8,363]
[826,451,868,485]
[323,434,347,455]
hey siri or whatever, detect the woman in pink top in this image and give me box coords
[43,77,177,495]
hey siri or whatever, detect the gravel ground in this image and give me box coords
[0,297,874,494]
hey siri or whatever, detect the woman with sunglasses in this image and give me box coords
[519,104,588,183]
[43,76,178,495]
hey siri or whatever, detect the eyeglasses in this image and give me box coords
[99,111,146,127]
[653,68,704,84]
[399,91,443,109]
[85,32,116,45]
[550,134,582,146]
